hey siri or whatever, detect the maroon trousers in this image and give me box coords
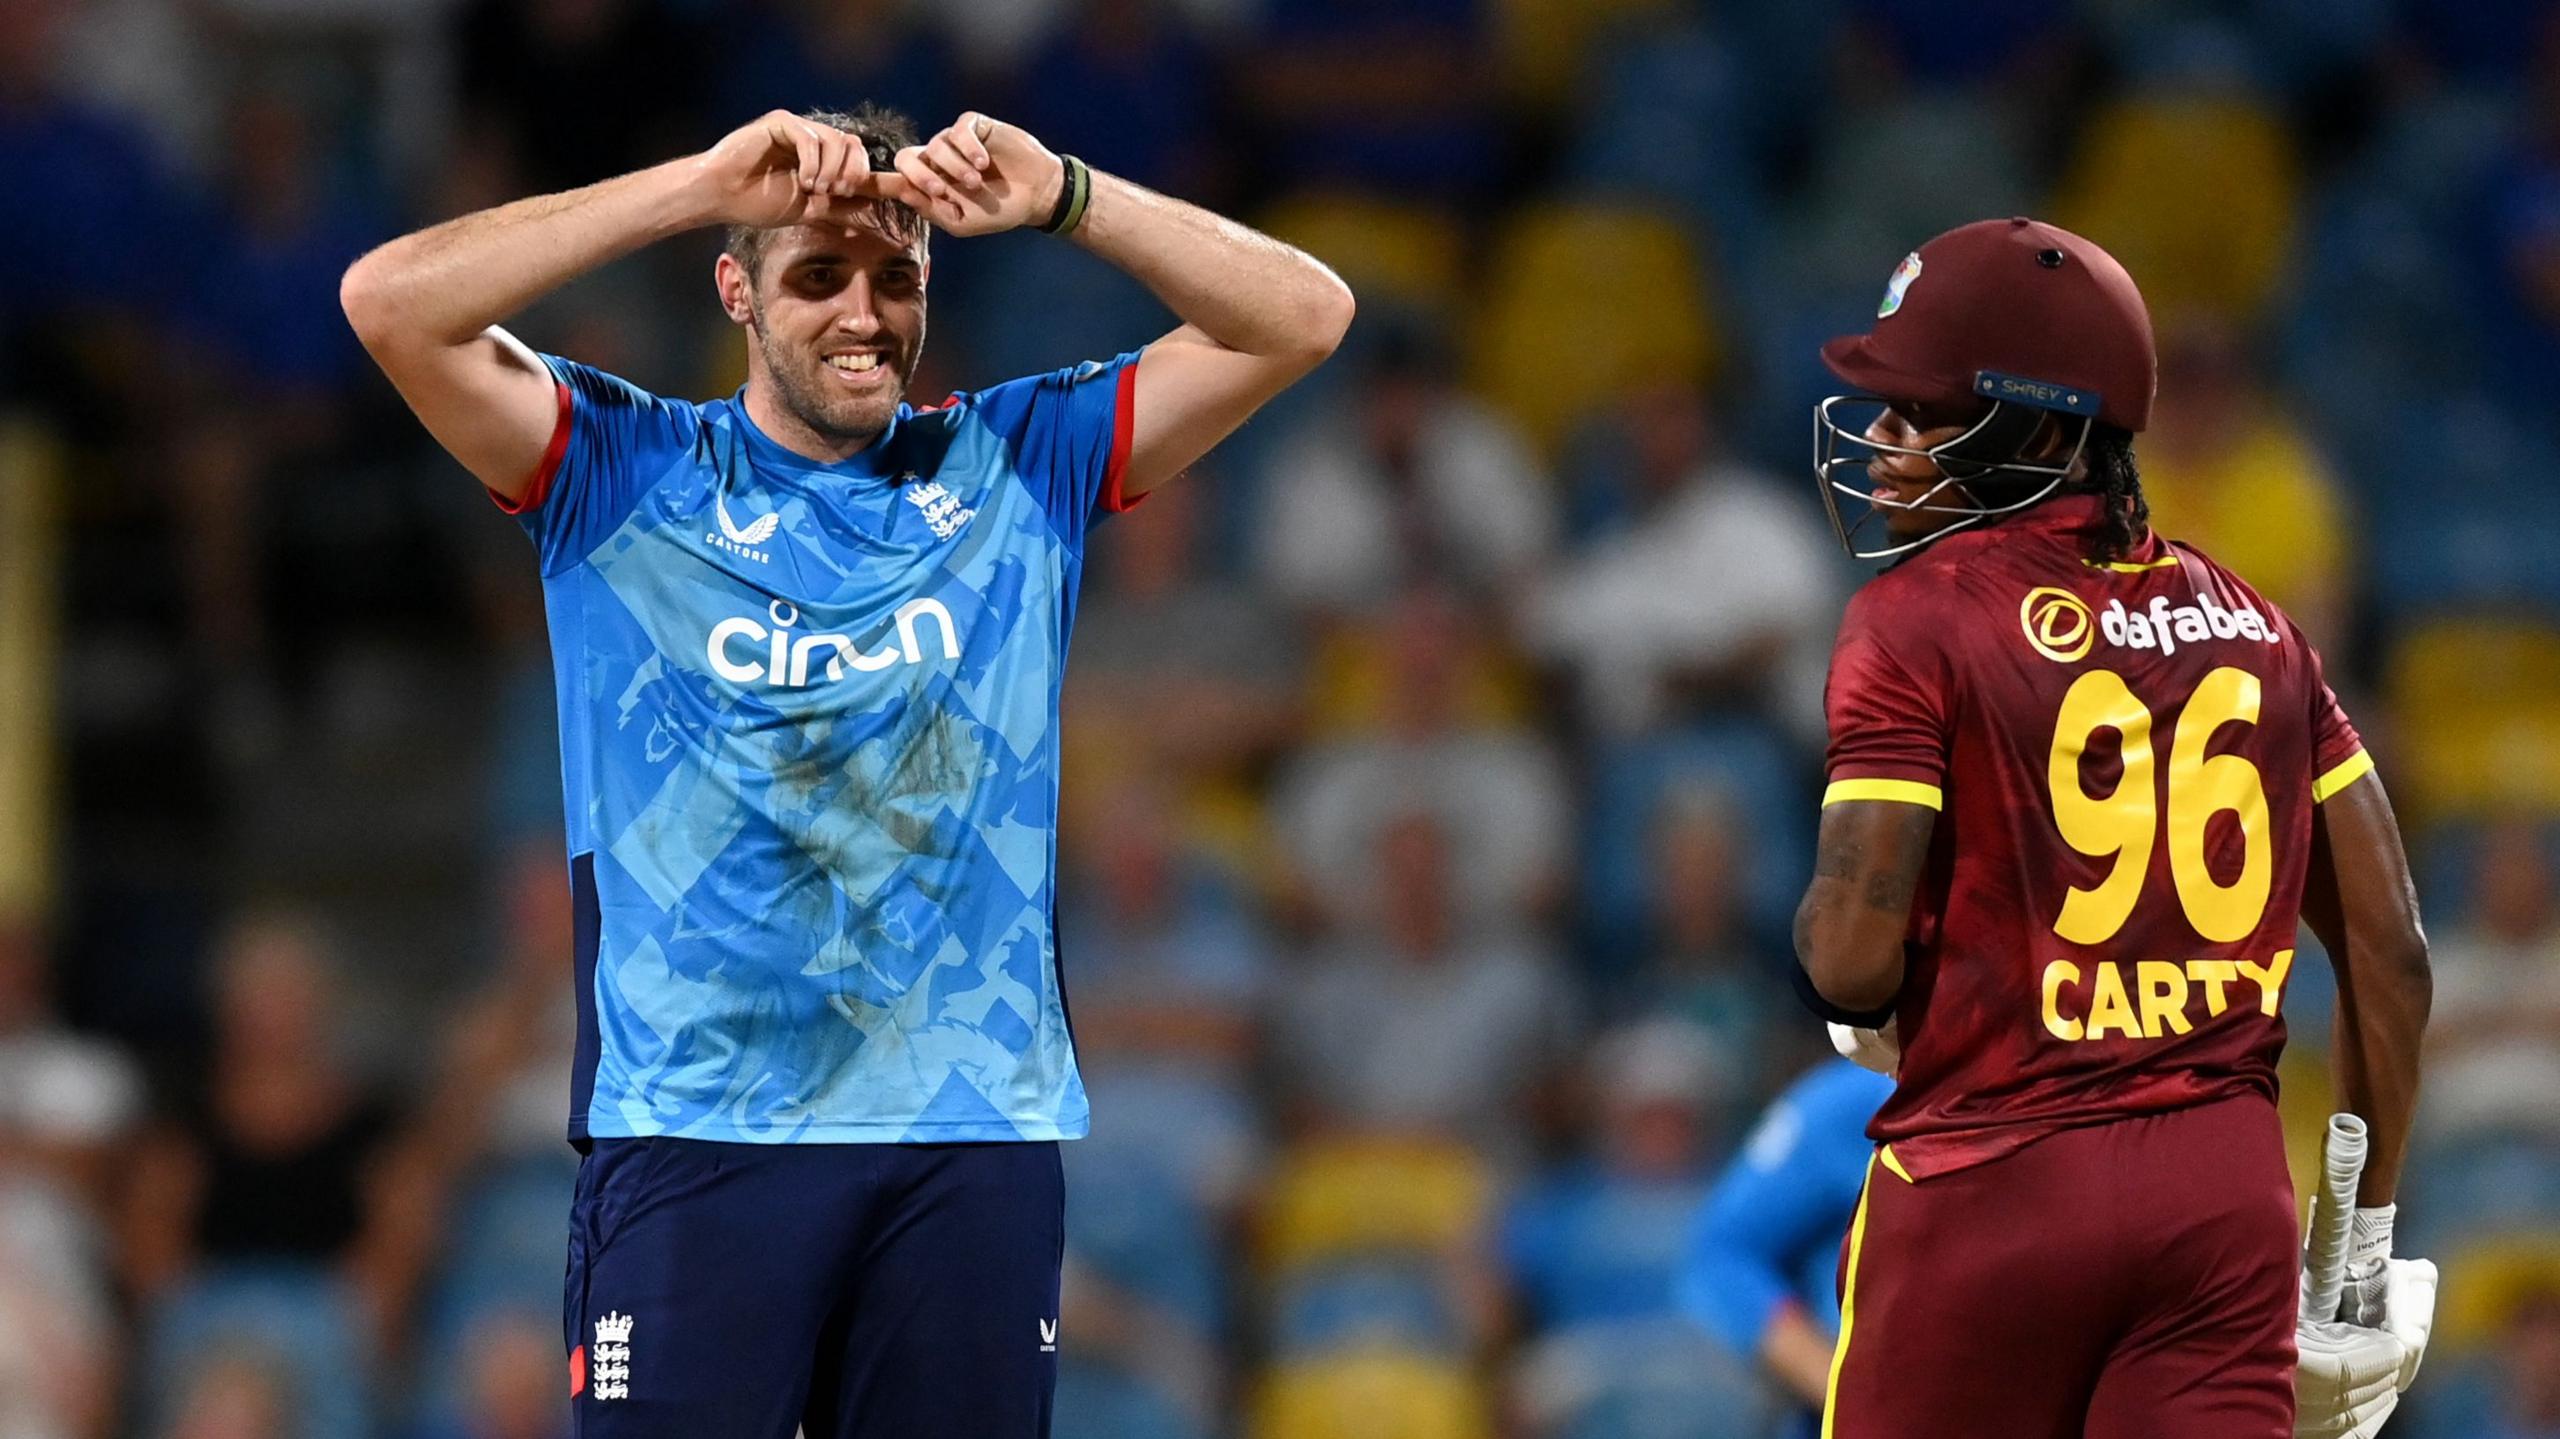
[1824,1094,2300,1439]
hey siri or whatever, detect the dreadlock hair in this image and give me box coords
[722,104,926,284]
[2080,423,2148,564]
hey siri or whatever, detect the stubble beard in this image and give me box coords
[754,312,922,450]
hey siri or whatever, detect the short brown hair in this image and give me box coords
[723,104,927,282]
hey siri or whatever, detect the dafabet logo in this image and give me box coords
[2019,586,2096,663]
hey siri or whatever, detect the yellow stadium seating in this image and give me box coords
[1468,202,1717,455]
[1252,1348,1494,1439]
[1261,194,1470,318]
[2052,94,2299,327]
[2433,1236,2560,1353]
[2384,619,2560,824]
[1258,1137,1495,1277]
[1493,0,1677,109]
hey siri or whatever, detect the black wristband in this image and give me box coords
[1791,962,1899,1028]
[1038,154,1091,236]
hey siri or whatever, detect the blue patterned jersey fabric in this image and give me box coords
[507,350,1140,1143]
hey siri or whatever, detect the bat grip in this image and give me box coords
[2302,1113,2369,1323]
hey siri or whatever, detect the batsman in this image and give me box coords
[1793,218,2437,1439]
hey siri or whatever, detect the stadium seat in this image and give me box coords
[2430,1235,2560,1354]
[1258,1137,1495,1278]
[1511,1316,1777,1439]
[1252,1347,1494,1439]
[2052,92,2300,327]
[2383,619,2560,825]
[1469,203,1718,455]
[1056,1357,1211,1439]
[1260,194,1470,319]
[1270,1257,1468,1358]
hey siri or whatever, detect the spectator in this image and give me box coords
[2423,822,2560,1142]
[158,1347,293,1439]
[0,923,146,1205]
[1254,323,1553,615]
[121,912,440,1344]
[2478,1280,2560,1433]
[1498,1019,1722,1335]
[1060,774,1271,1209]
[0,0,198,408]
[1614,785,1791,1094]
[1276,812,1578,1159]
[2136,322,2354,650]
[411,1311,571,1439]
[0,1160,119,1439]
[1526,383,1839,740]
[189,92,384,408]
[0,923,140,1439]
[1066,476,1307,794]
[1272,586,1570,931]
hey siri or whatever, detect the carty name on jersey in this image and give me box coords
[2040,951,2295,1043]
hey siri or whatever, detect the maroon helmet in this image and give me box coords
[1813,217,2158,559]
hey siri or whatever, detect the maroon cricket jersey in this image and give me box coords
[1822,495,2371,1180]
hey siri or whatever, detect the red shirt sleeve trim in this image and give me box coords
[1099,361,1143,514]
[490,379,574,516]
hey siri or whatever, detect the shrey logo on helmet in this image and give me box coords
[2019,587,2096,663]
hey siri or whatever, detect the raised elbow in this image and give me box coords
[339,258,391,345]
[1291,275,1356,368]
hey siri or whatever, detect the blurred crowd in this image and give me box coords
[7,0,2560,1435]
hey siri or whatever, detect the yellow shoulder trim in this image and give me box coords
[2081,554,2181,572]
[2311,751,2376,804]
[1823,778,1944,811]
[1821,1156,1881,1438]
[1879,1145,1914,1184]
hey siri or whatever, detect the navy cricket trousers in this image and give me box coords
[563,1137,1065,1438]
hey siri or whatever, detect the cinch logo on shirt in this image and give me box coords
[706,599,962,687]
[2097,595,2281,656]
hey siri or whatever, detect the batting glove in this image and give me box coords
[2294,1248,2438,1439]
[1828,1018,1899,1078]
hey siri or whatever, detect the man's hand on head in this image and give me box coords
[883,114,1067,238]
[690,110,907,230]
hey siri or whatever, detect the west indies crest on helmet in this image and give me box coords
[1814,217,2159,559]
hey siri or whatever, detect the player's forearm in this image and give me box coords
[2304,781,2434,1206]
[341,159,715,351]
[1068,170,1354,366]
[2331,939,2430,1206]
